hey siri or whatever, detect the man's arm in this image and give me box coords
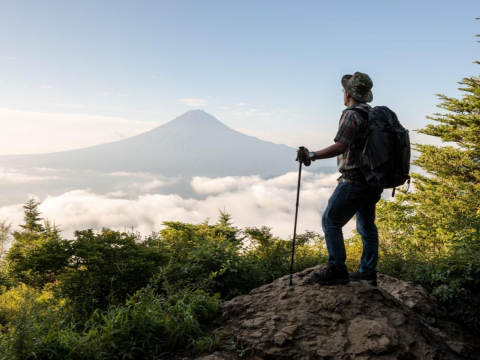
[310,109,362,160]
[312,142,347,160]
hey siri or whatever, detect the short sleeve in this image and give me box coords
[334,111,363,148]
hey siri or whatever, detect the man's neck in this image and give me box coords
[346,101,363,108]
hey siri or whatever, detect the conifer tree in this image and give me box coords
[217,209,242,244]
[44,219,62,238]
[373,21,480,330]
[19,198,45,233]
[0,220,12,257]
[378,22,480,253]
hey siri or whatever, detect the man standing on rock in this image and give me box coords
[297,72,382,286]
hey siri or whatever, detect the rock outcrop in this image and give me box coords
[212,266,479,359]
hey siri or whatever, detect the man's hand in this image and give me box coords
[296,147,310,163]
[295,146,311,166]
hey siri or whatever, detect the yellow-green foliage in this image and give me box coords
[0,285,221,360]
[343,234,364,272]
[0,283,64,328]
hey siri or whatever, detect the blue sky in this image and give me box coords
[0,0,478,156]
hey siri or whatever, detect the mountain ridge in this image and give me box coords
[0,110,303,178]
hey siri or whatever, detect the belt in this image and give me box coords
[338,168,367,184]
[338,177,368,185]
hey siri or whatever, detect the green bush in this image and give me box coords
[58,229,167,314]
[0,205,334,358]
[154,219,326,299]
[0,286,220,360]
[154,219,252,299]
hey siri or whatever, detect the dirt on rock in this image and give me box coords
[210,266,480,360]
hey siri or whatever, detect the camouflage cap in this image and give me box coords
[341,72,373,103]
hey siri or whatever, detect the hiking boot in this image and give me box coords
[310,263,350,286]
[349,270,377,286]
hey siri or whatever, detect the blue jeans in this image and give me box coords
[322,181,383,274]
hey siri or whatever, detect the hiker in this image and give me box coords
[297,72,382,287]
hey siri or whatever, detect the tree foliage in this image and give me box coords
[0,203,325,358]
[369,27,480,331]
[0,220,12,258]
[18,199,44,233]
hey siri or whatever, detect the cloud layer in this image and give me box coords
[0,168,59,183]
[0,171,354,240]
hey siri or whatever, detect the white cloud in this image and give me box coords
[236,102,246,106]
[105,191,127,198]
[0,168,59,183]
[107,171,152,178]
[130,179,166,192]
[104,172,180,194]
[106,172,179,189]
[192,175,262,194]
[0,171,354,240]
[33,167,60,172]
[176,98,208,107]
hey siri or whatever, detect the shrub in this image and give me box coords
[0,286,220,360]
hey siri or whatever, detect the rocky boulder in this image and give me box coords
[213,266,479,359]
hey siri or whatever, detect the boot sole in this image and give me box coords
[310,274,350,286]
[350,278,377,287]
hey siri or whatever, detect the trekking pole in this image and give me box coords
[289,146,305,286]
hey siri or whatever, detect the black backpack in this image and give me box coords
[350,106,411,196]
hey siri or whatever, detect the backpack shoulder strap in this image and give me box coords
[347,106,369,120]
[343,106,370,182]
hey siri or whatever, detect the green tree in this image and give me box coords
[6,224,70,287]
[372,24,480,331]
[216,209,244,244]
[58,229,166,314]
[19,199,44,233]
[0,220,12,258]
[6,200,62,286]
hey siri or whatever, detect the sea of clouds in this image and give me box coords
[0,170,361,241]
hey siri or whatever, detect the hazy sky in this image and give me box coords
[1,0,479,155]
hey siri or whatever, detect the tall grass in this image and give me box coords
[0,285,220,360]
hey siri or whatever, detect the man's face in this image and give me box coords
[343,89,348,106]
